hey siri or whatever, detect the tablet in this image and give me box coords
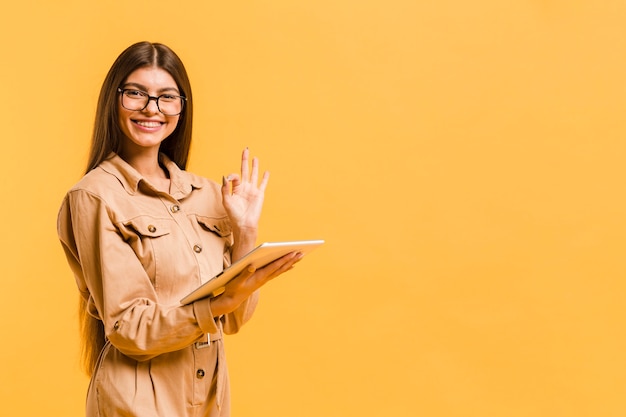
[180,239,324,304]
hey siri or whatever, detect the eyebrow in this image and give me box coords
[122,82,181,95]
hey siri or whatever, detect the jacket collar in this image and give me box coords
[98,153,202,199]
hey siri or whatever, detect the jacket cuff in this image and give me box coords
[193,298,220,334]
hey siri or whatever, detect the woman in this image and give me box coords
[57,41,302,417]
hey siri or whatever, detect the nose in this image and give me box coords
[143,97,160,114]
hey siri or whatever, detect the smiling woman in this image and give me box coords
[56,41,303,417]
[116,67,182,186]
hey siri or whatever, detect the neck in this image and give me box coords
[119,147,165,176]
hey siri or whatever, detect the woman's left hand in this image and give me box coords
[221,148,269,234]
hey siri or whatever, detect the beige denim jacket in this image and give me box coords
[57,153,258,417]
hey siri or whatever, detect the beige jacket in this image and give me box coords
[57,153,258,417]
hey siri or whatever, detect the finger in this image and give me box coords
[258,170,270,192]
[250,156,259,185]
[244,253,303,290]
[240,148,250,183]
[224,173,241,192]
[228,264,257,288]
[258,252,303,279]
[264,255,302,281]
[240,264,257,279]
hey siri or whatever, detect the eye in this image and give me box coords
[159,94,178,102]
[124,89,147,99]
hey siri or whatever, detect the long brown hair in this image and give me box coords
[80,41,194,375]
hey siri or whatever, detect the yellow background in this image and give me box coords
[1,1,625,416]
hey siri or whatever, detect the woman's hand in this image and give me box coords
[209,251,304,316]
[222,148,269,235]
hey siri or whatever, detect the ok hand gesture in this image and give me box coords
[221,148,269,234]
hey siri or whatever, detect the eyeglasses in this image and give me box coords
[117,88,186,116]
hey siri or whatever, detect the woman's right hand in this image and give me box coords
[209,251,304,317]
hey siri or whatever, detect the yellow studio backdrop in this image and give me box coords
[1,1,625,416]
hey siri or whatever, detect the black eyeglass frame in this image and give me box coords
[117,88,187,116]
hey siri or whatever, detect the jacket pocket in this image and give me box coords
[124,216,171,238]
[193,215,233,269]
[121,216,173,286]
[194,215,232,237]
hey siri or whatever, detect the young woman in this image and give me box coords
[57,41,302,417]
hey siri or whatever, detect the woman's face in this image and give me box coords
[117,66,181,157]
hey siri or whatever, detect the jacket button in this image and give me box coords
[196,369,205,379]
[171,205,180,213]
[193,244,202,253]
[148,225,156,233]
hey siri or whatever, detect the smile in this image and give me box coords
[133,120,164,128]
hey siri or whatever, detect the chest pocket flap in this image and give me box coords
[124,216,171,238]
[194,215,232,237]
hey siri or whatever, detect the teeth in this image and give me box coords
[135,120,162,128]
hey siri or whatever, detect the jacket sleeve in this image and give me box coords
[57,189,222,361]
